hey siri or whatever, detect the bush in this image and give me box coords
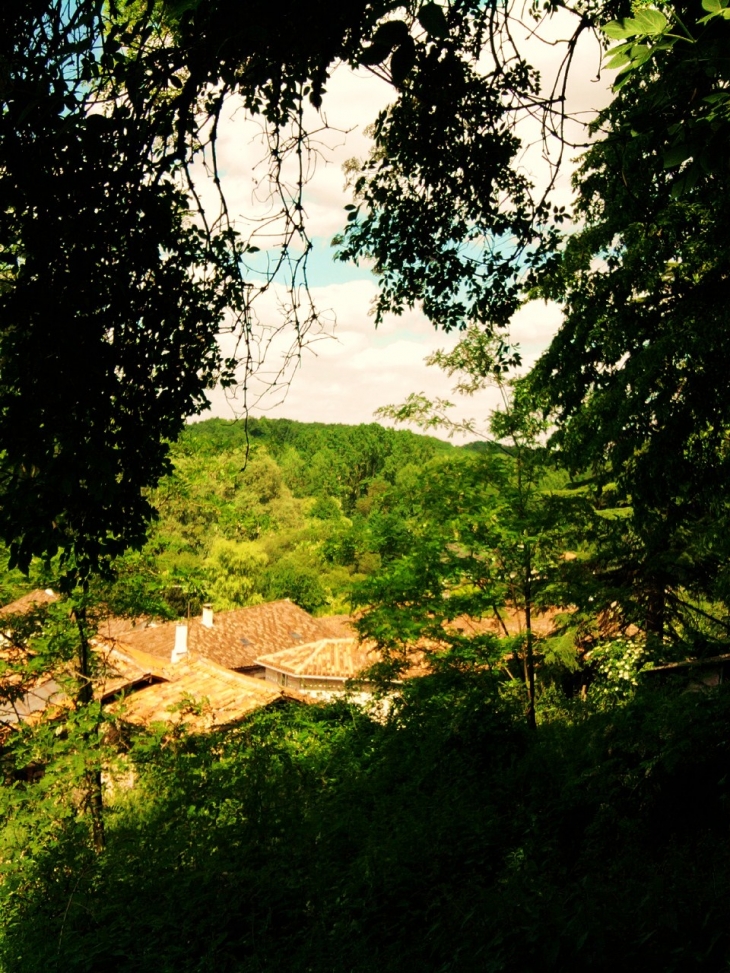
[1,678,729,972]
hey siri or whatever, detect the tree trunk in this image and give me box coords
[645,577,666,653]
[74,605,105,854]
[524,550,536,731]
[492,604,511,638]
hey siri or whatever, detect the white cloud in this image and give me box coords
[197,18,613,432]
[189,65,393,244]
[206,279,562,441]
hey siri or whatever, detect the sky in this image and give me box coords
[198,11,614,441]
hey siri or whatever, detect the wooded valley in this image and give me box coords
[0,412,728,971]
[2,0,730,968]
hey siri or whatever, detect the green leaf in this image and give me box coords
[605,50,632,70]
[632,8,668,35]
[373,20,410,49]
[698,0,730,21]
[595,507,633,520]
[391,37,417,85]
[603,19,639,40]
[629,44,652,67]
[663,143,693,168]
[359,43,391,66]
[418,3,449,39]
[622,16,645,34]
[669,161,701,197]
[607,40,637,55]
[703,91,730,104]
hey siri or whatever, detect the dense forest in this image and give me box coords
[2,0,730,970]
[0,416,457,616]
[1,409,729,971]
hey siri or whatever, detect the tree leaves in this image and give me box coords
[699,0,730,24]
[418,2,448,39]
[390,36,416,85]
[529,24,730,636]
[603,9,669,40]
[373,19,410,48]
[359,43,391,66]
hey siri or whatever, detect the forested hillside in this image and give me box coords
[3,0,730,969]
[2,384,730,971]
[119,417,458,618]
[0,418,455,617]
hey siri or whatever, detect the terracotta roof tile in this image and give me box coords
[315,614,357,638]
[0,588,58,616]
[95,616,153,641]
[116,600,343,669]
[109,656,289,731]
[257,638,381,680]
[0,677,66,726]
[0,622,302,737]
[93,643,168,700]
[448,607,560,639]
[256,637,429,683]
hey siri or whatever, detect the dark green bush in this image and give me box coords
[1,678,729,972]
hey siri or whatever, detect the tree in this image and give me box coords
[332,1,730,654]
[601,0,730,192]
[0,0,614,581]
[360,330,588,725]
[527,2,730,647]
[0,1,244,582]
[205,539,268,609]
[12,0,729,663]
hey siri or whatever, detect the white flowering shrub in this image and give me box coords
[588,638,652,703]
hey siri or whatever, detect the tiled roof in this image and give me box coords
[448,607,560,639]
[95,616,153,641]
[0,588,58,616]
[109,656,289,731]
[0,589,64,736]
[317,614,357,638]
[257,638,380,680]
[0,642,169,733]
[113,600,347,670]
[0,677,66,726]
[0,640,295,737]
[93,643,168,700]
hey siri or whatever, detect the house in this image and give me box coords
[0,677,67,732]
[0,589,63,737]
[447,607,562,640]
[103,646,295,733]
[104,600,351,675]
[0,588,58,617]
[0,592,310,738]
[0,637,302,737]
[256,637,379,695]
[255,636,428,700]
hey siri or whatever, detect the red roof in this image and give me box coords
[0,588,58,616]
[104,600,350,670]
[257,638,379,680]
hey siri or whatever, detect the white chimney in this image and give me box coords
[201,603,214,629]
[171,624,188,663]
